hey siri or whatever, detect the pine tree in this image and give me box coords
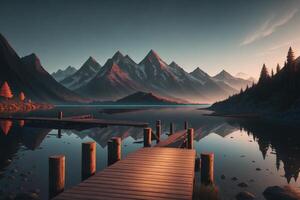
[287,47,295,71]
[258,64,270,83]
[0,82,13,100]
[271,69,274,77]
[287,47,295,65]
[276,64,281,73]
[19,92,25,102]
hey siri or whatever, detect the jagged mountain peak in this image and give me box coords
[84,56,98,65]
[112,51,124,61]
[169,61,180,68]
[191,67,210,77]
[146,49,161,60]
[81,56,101,72]
[214,69,234,79]
[140,49,167,68]
[21,53,47,74]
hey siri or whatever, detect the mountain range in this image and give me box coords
[0,34,87,103]
[58,50,252,103]
[0,33,252,104]
[51,66,77,82]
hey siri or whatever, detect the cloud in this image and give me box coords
[241,9,298,46]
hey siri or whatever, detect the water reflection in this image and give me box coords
[229,119,300,184]
[0,107,299,199]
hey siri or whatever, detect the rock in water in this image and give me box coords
[263,185,300,200]
[236,191,255,200]
[15,192,39,200]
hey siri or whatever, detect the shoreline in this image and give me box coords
[0,102,54,113]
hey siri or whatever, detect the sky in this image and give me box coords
[1,0,300,78]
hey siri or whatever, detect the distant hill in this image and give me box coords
[235,72,256,82]
[0,33,87,103]
[52,66,77,81]
[212,70,252,90]
[210,47,300,121]
[115,91,184,105]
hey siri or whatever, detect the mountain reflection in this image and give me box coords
[0,121,50,173]
[1,118,299,184]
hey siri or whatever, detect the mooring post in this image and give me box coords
[195,155,201,172]
[58,129,62,138]
[156,120,161,126]
[187,128,194,149]
[107,137,121,166]
[58,111,63,120]
[156,125,161,143]
[144,128,152,147]
[49,155,65,199]
[201,153,214,185]
[170,123,174,135]
[82,142,96,180]
[184,121,188,130]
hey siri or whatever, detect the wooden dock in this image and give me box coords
[0,116,148,128]
[155,130,186,148]
[53,147,196,200]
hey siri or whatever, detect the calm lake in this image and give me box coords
[0,105,299,200]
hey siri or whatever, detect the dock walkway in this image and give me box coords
[54,147,196,200]
[0,116,148,128]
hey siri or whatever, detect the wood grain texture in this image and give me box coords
[54,147,195,200]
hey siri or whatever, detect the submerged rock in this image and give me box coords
[221,174,226,180]
[15,192,39,200]
[235,191,255,200]
[238,182,248,188]
[263,185,300,200]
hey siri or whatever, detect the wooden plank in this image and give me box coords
[155,130,187,147]
[54,148,195,200]
[0,116,148,128]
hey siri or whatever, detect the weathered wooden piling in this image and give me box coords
[156,120,161,126]
[107,137,121,166]
[187,128,194,149]
[184,121,188,130]
[170,123,174,135]
[144,128,152,147]
[58,111,63,120]
[57,129,62,138]
[49,155,65,199]
[82,142,96,180]
[156,125,161,143]
[201,153,214,185]
[195,156,201,172]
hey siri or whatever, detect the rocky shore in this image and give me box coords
[0,102,53,113]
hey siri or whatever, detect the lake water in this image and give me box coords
[0,105,300,200]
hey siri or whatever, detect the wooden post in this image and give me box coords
[195,156,201,172]
[82,142,96,180]
[156,125,161,143]
[201,153,214,185]
[57,129,62,138]
[187,128,194,149]
[184,121,188,130]
[170,123,174,135]
[49,155,65,199]
[144,128,152,147]
[107,137,121,166]
[58,111,63,120]
[156,120,161,126]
